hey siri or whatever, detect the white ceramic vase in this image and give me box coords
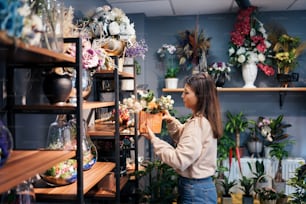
[165,78,178,89]
[242,62,257,88]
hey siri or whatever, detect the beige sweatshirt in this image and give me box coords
[150,116,217,179]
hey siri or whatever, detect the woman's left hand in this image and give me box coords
[142,126,155,141]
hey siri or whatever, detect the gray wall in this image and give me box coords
[127,11,306,160]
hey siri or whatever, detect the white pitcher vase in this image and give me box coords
[242,62,257,88]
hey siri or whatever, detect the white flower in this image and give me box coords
[108,22,120,35]
[229,47,235,56]
[258,53,266,62]
[236,47,246,55]
[237,55,246,63]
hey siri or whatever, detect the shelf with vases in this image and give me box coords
[162,87,306,108]
[34,162,115,201]
[0,150,75,194]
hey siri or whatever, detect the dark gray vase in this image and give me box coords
[242,195,254,204]
[43,72,72,104]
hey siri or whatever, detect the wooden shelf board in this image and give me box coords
[95,70,134,79]
[12,102,114,113]
[0,31,74,64]
[162,87,306,92]
[83,101,115,109]
[35,162,115,200]
[86,176,129,198]
[0,150,75,194]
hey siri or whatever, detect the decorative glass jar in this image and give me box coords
[0,120,13,168]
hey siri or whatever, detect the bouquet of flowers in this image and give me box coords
[207,62,231,82]
[270,33,306,74]
[77,5,136,43]
[157,44,179,78]
[125,39,148,59]
[0,0,43,46]
[228,6,275,76]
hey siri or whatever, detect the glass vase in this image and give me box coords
[41,0,64,52]
[1,180,36,204]
[68,116,97,171]
[0,120,13,168]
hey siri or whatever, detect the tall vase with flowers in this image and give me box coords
[268,32,306,87]
[228,6,275,88]
[157,44,179,88]
[125,39,148,74]
[207,62,231,87]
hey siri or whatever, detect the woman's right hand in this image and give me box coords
[162,110,172,123]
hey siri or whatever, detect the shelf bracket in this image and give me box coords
[279,91,287,109]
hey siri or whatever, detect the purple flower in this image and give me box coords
[125,39,148,59]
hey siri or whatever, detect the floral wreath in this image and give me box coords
[228,6,275,76]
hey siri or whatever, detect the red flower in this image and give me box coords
[258,63,275,76]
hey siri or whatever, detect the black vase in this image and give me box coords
[43,72,72,104]
[215,73,226,87]
[276,72,299,87]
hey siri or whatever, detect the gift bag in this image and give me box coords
[139,111,163,133]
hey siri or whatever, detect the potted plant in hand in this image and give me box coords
[220,177,237,204]
[239,176,254,204]
[225,111,250,173]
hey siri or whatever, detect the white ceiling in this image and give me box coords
[105,0,306,17]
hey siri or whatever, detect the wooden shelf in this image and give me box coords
[0,150,75,194]
[11,102,115,114]
[162,87,306,92]
[0,31,74,65]
[86,176,129,198]
[95,70,134,79]
[35,162,115,200]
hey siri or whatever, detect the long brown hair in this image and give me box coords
[185,72,223,139]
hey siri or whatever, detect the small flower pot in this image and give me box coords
[165,78,178,89]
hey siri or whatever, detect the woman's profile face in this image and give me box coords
[181,84,197,112]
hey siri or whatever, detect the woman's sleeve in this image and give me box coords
[166,117,183,143]
[150,119,203,171]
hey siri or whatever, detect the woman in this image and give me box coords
[143,72,223,204]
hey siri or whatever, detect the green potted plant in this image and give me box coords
[134,160,179,203]
[220,177,237,204]
[225,111,250,173]
[157,44,180,89]
[239,176,254,204]
[287,164,306,204]
[215,133,235,196]
[246,120,263,157]
[247,160,269,191]
[256,187,279,204]
[269,139,295,193]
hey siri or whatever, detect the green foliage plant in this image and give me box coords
[165,67,179,78]
[287,163,306,204]
[134,160,179,203]
[239,176,254,197]
[225,111,249,148]
[221,177,236,197]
